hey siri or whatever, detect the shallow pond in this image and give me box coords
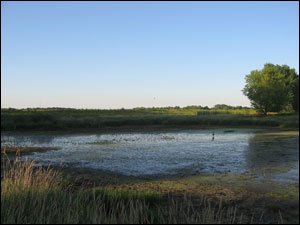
[1,129,299,182]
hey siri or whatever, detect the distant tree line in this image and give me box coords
[2,105,253,112]
[211,104,251,110]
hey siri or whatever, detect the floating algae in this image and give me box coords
[90,141,128,147]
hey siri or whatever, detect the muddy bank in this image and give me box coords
[59,165,299,224]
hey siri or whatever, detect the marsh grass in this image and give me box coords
[1,156,286,224]
[1,108,298,131]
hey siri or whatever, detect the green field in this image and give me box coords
[1,108,299,131]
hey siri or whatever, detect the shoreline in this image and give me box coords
[1,125,298,135]
[2,156,299,224]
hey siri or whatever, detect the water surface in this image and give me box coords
[2,129,298,182]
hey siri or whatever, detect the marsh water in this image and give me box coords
[1,129,299,182]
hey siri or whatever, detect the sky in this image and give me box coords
[1,1,299,109]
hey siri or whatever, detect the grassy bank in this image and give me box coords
[1,157,262,224]
[2,156,298,224]
[1,108,299,131]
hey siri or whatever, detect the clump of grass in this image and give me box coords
[1,157,153,224]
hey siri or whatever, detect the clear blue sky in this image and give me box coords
[1,1,299,109]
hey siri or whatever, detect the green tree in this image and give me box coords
[292,75,299,112]
[243,63,298,115]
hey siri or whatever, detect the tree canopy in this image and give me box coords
[243,63,299,114]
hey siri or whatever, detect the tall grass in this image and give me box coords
[1,157,282,224]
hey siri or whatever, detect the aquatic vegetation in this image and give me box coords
[1,146,61,154]
[224,130,235,133]
[258,131,299,136]
[90,141,127,147]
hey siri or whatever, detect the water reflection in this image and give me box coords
[245,133,299,181]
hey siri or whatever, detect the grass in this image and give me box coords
[1,108,299,131]
[2,156,295,224]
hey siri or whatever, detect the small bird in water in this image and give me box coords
[212,132,215,141]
